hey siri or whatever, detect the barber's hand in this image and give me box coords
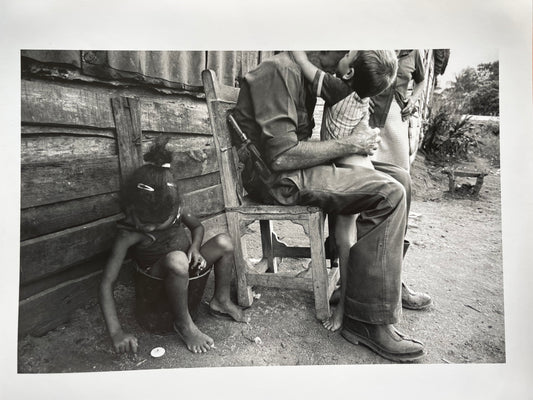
[343,121,381,156]
[401,98,416,121]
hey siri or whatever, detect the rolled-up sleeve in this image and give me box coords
[245,61,302,165]
[312,70,353,107]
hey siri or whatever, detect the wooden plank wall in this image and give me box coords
[19,61,240,336]
[19,49,435,337]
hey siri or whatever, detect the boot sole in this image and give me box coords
[402,299,433,311]
[341,328,426,363]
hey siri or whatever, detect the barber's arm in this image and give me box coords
[401,51,426,120]
[401,78,425,120]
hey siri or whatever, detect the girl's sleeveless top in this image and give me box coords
[117,208,191,269]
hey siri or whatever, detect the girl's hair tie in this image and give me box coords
[137,183,155,192]
[146,162,171,168]
[137,182,174,191]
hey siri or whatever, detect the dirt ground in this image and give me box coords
[17,140,505,372]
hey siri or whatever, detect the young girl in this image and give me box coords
[99,138,248,355]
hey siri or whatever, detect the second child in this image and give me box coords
[291,50,398,332]
[99,138,249,355]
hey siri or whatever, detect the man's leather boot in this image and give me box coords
[341,318,426,362]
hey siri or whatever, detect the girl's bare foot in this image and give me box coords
[209,297,250,323]
[173,321,214,353]
[322,305,343,332]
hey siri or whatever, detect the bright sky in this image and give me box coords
[439,47,499,86]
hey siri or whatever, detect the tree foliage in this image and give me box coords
[446,61,499,116]
[421,60,499,163]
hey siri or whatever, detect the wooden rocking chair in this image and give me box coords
[202,69,339,320]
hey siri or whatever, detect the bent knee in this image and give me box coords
[387,166,411,194]
[379,178,406,208]
[164,251,189,276]
[213,233,234,253]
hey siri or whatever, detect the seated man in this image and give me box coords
[233,51,426,362]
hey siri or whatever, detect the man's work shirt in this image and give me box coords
[233,52,316,202]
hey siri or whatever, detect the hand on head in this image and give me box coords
[307,51,347,74]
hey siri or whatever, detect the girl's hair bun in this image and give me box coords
[144,136,173,166]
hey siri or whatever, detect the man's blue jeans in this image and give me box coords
[268,161,410,325]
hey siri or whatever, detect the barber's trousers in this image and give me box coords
[269,161,411,325]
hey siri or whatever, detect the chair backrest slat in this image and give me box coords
[202,69,242,207]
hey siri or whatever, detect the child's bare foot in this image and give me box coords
[209,298,250,323]
[173,321,214,353]
[322,305,343,332]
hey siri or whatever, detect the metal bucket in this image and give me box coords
[133,264,212,334]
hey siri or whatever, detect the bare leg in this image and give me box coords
[322,214,356,332]
[152,251,214,353]
[201,234,250,323]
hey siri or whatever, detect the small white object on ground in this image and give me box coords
[150,347,165,358]
[254,337,262,344]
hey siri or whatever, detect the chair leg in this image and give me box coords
[308,212,330,321]
[227,212,253,307]
[259,220,278,273]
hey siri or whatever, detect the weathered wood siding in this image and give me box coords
[19,49,439,337]
[19,50,272,337]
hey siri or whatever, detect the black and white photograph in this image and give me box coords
[2,1,532,399]
[17,48,504,369]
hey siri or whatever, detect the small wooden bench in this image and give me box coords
[442,168,488,197]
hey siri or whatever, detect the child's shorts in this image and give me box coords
[133,263,213,334]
